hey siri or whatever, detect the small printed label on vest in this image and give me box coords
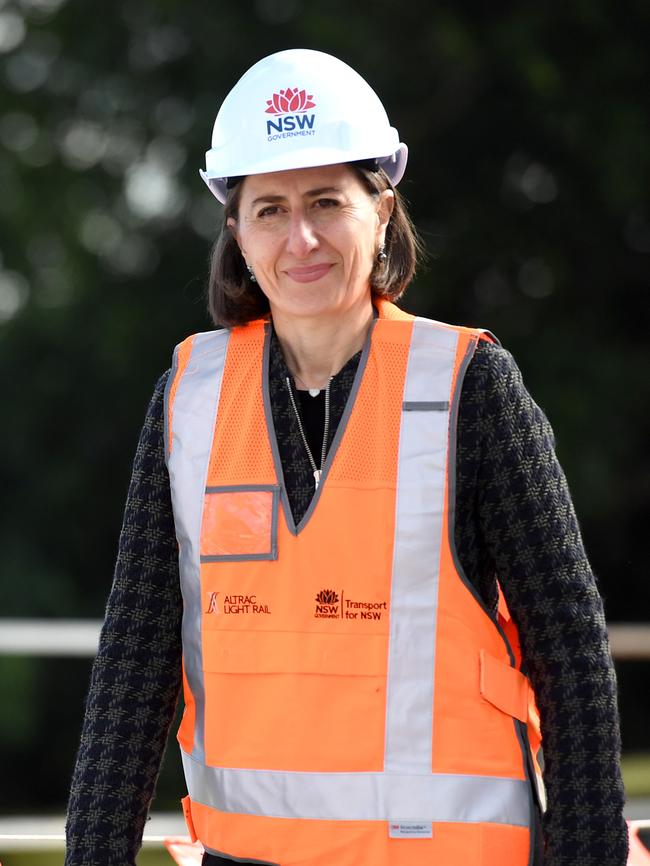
[389,822,432,839]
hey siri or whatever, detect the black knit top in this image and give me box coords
[64,331,628,866]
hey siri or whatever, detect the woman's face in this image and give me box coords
[227,163,394,322]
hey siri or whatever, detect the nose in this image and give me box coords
[285,210,319,258]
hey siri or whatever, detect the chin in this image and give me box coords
[282,303,340,320]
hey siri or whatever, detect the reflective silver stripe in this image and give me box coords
[384,319,459,774]
[167,329,230,763]
[182,751,530,827]
[402,400,449,411]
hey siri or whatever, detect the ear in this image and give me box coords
[226,216,243,254]
[376,189,395,244]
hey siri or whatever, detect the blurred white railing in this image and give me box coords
[1,619,650,658]
[0,813,186,850]
[608,624,650,660]
[0,619,101,656]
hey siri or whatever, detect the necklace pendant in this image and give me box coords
[308,387,320,398]
[313,469,321,490]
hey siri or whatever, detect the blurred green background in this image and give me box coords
[0,0,648,852]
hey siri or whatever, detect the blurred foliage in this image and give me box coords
[0,0,648,815]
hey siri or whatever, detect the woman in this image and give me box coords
[65,49,628,866]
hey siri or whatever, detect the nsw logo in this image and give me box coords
[265,87,316,140]
[314,588,340,619]
[313,588,388,621]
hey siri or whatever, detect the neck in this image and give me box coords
[272,296,374,390]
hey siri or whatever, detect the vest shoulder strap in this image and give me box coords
[164,328,232,462]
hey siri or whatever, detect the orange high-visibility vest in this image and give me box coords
[164,299,543,866]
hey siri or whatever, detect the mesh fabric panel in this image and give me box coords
[206,326,276,487]
[330,334,410,485]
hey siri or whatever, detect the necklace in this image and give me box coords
[285,376,332,490]
[292,370,327,398]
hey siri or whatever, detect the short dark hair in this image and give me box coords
[206,164,423,328]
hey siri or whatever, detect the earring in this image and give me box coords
[246,264,257,283]
[377,244,387,264]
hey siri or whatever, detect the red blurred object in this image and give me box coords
[163,821,650,865]
[629,820,650,865]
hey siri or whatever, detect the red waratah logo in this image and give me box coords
[265,87,316,115]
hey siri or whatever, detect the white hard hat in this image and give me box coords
[200,48,408,204]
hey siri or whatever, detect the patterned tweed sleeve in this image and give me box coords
[457,340,628,866]
[65,371,182,866]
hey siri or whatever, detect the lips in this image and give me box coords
[284,264,333,283]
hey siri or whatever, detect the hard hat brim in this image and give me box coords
[200,143,408,205]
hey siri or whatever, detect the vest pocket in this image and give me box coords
[200,485,280,561]
[201,629,388,771]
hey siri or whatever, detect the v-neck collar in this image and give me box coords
[262,318,376,536]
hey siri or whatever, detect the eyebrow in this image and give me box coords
[249,186,343,207]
